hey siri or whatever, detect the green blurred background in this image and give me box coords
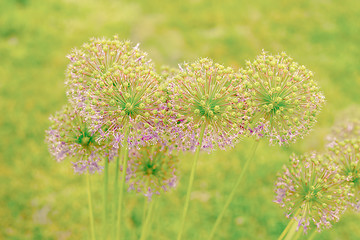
[1,0,359,239]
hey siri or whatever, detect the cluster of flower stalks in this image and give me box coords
[274,111,360,240]
[45,35,326,240]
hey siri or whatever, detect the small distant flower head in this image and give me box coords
[274,153,349,232]
[327,139,360,211]
[326,107,360,146]
[45,105,114,174]
[168,58,253,151]
[244,50,325,145]
[126,144,178,200]
[65,36,166,147]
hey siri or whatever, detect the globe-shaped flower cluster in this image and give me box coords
[46,37,332,236]
[49,41,327,174]
[126,144,178,200]
[326,107,360,147]
[328,139,360,211]
[243,51,325,145]
[168,58,254,151]
[65,36,167,148]
[274,153,350,232]
[45,105,114,174]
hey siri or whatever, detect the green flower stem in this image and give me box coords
[86,173,96,240]
[116,126,131,240]
[141,178,151,228]
[141,197,148,228]
[277,218,295,240]
[102,157,109,239]
[177,124,206,240]
[111,149,122,239]
[292,227,302,240]
[140,197,156,240]
[278,209,301,240]
[208,140,260,240]
[284,219,299,240]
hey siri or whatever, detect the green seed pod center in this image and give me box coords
[261,93,288,117]
[125,102,135,114]
[194,98,224,121]
[81,136,91,146]
[143,162,158,176]
[304,191,316,201]
[76,129,94,147]
[118,97,144,117]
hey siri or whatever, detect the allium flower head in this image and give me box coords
[45,105,113,174]
[326,107,360,146]
[328,139,360,211]
[65,36,166,146]
[168,58,253,151]
[126,144,178,200]
[274,153,350,232]
[244,50,325,145]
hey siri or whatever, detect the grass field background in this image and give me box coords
[1,0,360,239]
